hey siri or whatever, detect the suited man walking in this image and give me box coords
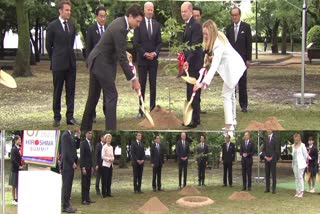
[240,132,255,191]
[226,7,252,113]
[46,0,78,127]
[81,5,143,130]
[95,133,105,195]
[133,2,162,118]
[131,132,145,193]
[80,131,95,205]
[262,129,278,194]
[86,6,107,122]
[181,2,203,128]
[196,134,209,186]
[150,135,164,192]
[176,132,190,188]
[60,130,80,213]
[222,134,235,187]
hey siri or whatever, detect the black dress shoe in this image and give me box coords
[63,207,77,213]
[200,110,207,114]
[241,108,248,113]
[81,201,90,205]
[67,118,79,125]
[158,188,163,191]
[87,200,96,203]
[264,190,270,193]
[187,122,198,128]
[242,188,246,191]
[53,120,60,127]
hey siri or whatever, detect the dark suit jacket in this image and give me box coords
[226,21,252,62]
[80,139,93,169]
[196,143,209,163]
[95,141,103,167]
[86,23,107,58]
[308,144,318,166]
[131,140,145,165]
[60,131,78,171]
[183,16,203,76]
[133,18,162,65]
[240,140,255,164]
[150,143,164,168]
[222,142,236,163]
[262,134,278,162]
[10,145,21,173]
[87,16,134,81]
[176,140,190,163]
[45,18,76,71]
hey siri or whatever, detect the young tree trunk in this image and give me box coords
[34,18,40,62]
[13,0,32,77]
[281,19,287,54]
[119,131,128,168]
[271,19,280,54]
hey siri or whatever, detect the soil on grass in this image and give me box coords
[178,185,201,196]
[176,196,214,208]
[138,105,182,129]
[138,197,169,214]
[228,191,256,201]
[245,117,285,130]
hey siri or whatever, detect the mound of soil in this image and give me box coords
[138,197,169,214]
[228,191,256,201]
[176,196,214,208]
[178,186,201,196]
[245,117,285,130]
[138,105,182,129]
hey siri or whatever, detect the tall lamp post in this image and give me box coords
[255,0,258,59]
[301,0,307,105]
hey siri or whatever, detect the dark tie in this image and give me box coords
[147,19,152,38]
[63,21,69,33]
[100,26,104,36]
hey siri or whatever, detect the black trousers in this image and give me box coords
[241,158,252,189]
[198,161,206,184]
[52,68,76,121]
[178,160,188,187]
[152,165,162,190]
[138,61,158,114]
[186,82,200,124]
[265,160,277,192]
[61,168,74,209]
[81,56,118,130]
[102,166,113,196]
[223,161,233,186]
[95,165,102,193]
[81,167,92,202]
[237,70,248,109]
[92,93,106,121]
[132,163,144,192]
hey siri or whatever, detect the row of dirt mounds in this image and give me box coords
[138,186,256,213]
[138,105,182,129]
[245,116,285,130]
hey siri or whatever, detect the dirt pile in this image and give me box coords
[138,197,169,214]
[176,196,214,208]
[138,105,182,129]
[228,191,256,201]
[178,186,201,196]
[245,117,285,130]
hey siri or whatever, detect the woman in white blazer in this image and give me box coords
[101,133,114,197]
[193,20,246,132]
[292,133,308,198]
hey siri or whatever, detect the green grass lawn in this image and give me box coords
[0,61,319,130]
[3,161,320,214]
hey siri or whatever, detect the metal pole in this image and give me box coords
[1,130,5,214]
[257,130,260,183]
[255,0,258,59]
[301,0,306,105]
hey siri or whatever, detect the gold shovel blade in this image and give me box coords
[183,97,194,126]
[140,106,155,127]
[181,76,197,85]
[0,69,17,88]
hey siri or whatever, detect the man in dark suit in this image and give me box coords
[192,6,202,22]
[131,132,145,193]
[226,7,252,113]
[222,134,236,187]
[150,135,165,192]
[85,6,107,123]
[181,2,203,128]
[133,2,162,118]
[81,5,143,130]
[60,130,80,213]
[45,0,78,127]
[240,132,255,191]
[95,133,105,195]
[176,132,190,188]
[80,131,95,205]
[196,134,209,186]
[262,129,278,194]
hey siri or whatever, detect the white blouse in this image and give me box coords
[101,144,114,168]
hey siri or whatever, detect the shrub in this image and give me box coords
[307,25,320,48]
